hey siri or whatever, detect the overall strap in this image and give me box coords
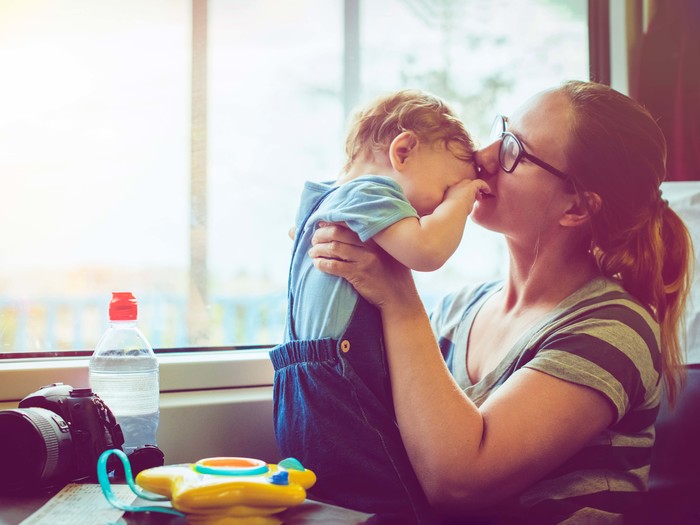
[286,185,340,341]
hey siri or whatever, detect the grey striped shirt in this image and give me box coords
[430,277,661,524]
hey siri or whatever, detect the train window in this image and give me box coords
[0,0,589,355]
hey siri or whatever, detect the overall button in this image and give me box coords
[340,340,351,353]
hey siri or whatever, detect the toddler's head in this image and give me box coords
[343,90,477,215]
[343,89,475,174]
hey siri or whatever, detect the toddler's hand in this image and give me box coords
[444,179,491,212]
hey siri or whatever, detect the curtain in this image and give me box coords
[635,0,700,181]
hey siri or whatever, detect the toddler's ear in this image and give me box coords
[389,131,419,170]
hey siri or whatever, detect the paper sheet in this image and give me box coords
[20,483,136,525]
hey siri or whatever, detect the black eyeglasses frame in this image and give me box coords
[491,115,569,181]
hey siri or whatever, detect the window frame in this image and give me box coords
[0,348,274,403]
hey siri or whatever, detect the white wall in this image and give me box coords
[0,350,280,464]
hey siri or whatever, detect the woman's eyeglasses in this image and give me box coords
[489,115,569,181]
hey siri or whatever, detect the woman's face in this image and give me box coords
[472,89,575,243]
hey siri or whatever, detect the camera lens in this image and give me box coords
[0,408,75,494]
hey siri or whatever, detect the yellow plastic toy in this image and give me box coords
[98,450,316,525]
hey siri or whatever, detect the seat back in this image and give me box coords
[644,365,700,522]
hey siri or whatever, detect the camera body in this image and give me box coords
[0,383,125,494]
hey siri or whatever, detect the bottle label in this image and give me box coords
[89,370,159,415]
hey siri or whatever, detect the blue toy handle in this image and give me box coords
[97,449,186,517]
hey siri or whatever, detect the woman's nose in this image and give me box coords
[474,141,501,179]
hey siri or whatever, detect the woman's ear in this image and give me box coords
[560,190,602,227]
[389,131,419,171]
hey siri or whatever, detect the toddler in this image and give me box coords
[270,90,484,523]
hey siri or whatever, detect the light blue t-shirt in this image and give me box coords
[286,175,418,340]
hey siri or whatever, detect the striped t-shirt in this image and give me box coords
[430,277,662,524]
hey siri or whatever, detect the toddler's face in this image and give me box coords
[402,141,476,216]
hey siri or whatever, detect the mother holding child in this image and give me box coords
[272,80,693,524]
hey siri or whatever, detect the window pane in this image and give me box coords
[0,0,190,353]
[0,0,588,355]
[206,0,344,347]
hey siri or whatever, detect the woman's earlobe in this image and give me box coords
[561,191,602,226]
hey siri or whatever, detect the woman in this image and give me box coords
[308,81,693,524]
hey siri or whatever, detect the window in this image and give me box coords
[0,0,590,355]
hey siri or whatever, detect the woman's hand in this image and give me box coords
[309,222,419,311]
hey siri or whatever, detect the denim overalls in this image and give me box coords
[269,187,435,524]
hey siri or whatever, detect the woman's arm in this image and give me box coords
[309,225,614,513]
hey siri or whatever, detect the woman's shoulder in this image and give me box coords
[544,276,661,365]
[564,276,648,308]
[438,279,501,308]
[529,276,662,419]
[430,280,502,328]
[556,276,660,340]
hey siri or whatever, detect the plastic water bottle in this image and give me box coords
[89,292,159,454]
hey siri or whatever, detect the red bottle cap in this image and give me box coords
[109,292,138,320]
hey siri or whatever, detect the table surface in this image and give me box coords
[0,489,374,525]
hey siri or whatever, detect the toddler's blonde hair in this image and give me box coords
[343,89,474,174]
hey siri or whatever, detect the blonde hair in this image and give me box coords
[560,80,694,403]
[343,89,475,173]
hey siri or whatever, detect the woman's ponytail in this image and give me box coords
[590,202,692,402]
[562,80,694,403]
[656,205,694,402]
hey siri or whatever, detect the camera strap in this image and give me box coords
[97,449,185,518]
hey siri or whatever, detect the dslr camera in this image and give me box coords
[0,383,125,494]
